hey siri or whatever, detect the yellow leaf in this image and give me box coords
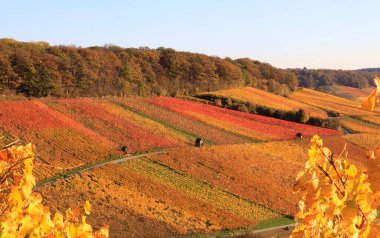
[347,165,358,178]
[84,200,91,215]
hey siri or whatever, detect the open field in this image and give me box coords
[199,87,328,118]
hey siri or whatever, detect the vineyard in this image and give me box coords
[148,137,367,217]
[288,88,377,116]
[339,117,380,134]
[326,85,374,101]
[122,158,281,223]
[199,87,328,118]
[39,164,262,237]
[2,87,380,237]
[148,97,341,140]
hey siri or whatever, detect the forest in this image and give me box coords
[0,38,298,97]
[0,38,378,98]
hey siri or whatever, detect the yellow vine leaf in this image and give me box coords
[0,143,109,238]
[291,135,380,238]
[84,200,91,215]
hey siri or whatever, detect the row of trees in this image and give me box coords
[0,39,298,97]
[291,67,379,89]
[196,94,340,130]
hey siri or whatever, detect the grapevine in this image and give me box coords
[292,135,380,237]
[0,143,109,237]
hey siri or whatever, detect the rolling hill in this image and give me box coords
[2,89,380,237]
[198,87,328,118]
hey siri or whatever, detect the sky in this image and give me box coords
[1,0,379,70]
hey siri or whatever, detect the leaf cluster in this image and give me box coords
[0,143,109,238]
[292,135,380,237]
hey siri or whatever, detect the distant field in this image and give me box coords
[288,88,376,116]
[198,87,328,118]
[339,117,380,134]
[360,115,380,126]
[324,85,374,101]
[148,97,341,141]
[119,98,251,144]
[343,133,380,150]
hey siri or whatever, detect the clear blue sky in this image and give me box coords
[1,0,379,69]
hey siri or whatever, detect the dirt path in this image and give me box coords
[80,151,162,172]
[36,151,162,187]
[248,224,295,238]
[205,224,295,238]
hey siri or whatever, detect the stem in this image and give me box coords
[317,165,345,197]
[317,145,346,188]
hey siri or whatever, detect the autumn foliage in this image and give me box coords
[292,135,380,237]
[199,87,328,118]
[149,97,342,140]
[0,143,109,237]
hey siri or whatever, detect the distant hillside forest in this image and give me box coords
[290,68,379,90]
[0,39,378,98]
[0,39,298,97]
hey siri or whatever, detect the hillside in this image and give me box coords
[0,96,346,237]
[315,85,374,101]
[2,93,380,237]
[288,88,377,116]
[197,87,328,118]
[0,38,298,98]
[1,84,380,238]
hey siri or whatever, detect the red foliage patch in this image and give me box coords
[148,97,342,140]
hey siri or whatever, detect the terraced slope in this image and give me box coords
[147,97,342,141]
[39,163,284,238]
[288,88,376,116]
[149,137,367,216]
[323,85,374,101]
[199,87,328,118]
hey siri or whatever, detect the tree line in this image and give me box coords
[1,39,378,98]
[290,67,379,89]
[195,94,340,130]
[0,38,298,97]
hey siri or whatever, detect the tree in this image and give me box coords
[225,97,233,108]
[237,104,249,113]
[215,98,223,107]
[296,109,310,123]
